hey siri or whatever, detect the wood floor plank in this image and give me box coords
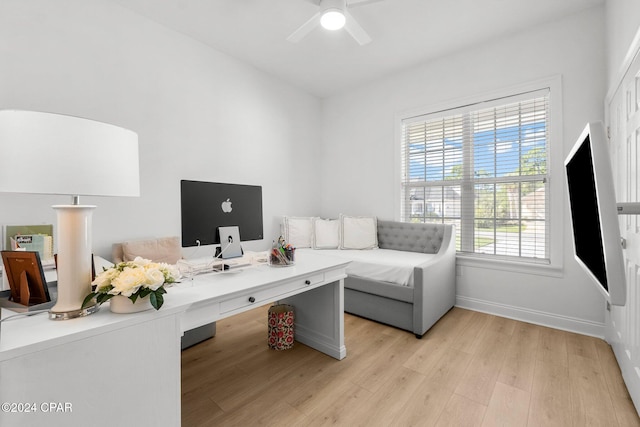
[424,307,475,344]
[566,331,599,360]
[435,393,487,426]
[283,355,356,413]
[593,339,640,426]
[181,387,223,426]
[568,352,618,426]
[350,332,423,393]
[537,326,568,367]
[180,306,640,427]
[594,337,634,399]
[481,381,530,427]
[341,366,427,426]
[212,392,308,426]
[235,338,319,381]
[403,334,451,376]
[528,357,572,427]
[610,392,640,427]
[450,310,492,355]
[497,321,540,392]
[300,379,372,425]
[392,379,454,426]
[426,346,473,391]
[454,329,511,405]
[484,314,517,337]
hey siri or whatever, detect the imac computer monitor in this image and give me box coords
[180,180,263,248]
[565,122,626,306]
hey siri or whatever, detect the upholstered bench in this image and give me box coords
[291,218,456,338]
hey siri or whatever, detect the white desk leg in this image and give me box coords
[281,278,346,360]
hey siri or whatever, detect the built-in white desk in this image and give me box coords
[0,252,348,427]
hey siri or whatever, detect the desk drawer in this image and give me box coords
[219,273,325,314]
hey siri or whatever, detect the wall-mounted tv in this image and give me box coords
[180,180,263,248]
[565,122,626,306]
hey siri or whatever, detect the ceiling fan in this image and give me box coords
[287,0,382,46]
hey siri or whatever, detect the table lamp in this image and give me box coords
[0,110,140,320]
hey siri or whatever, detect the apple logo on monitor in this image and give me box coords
[221,198,232,213]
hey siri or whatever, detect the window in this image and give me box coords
[400,89,550,263]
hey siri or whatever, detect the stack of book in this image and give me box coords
[11,234,54,261]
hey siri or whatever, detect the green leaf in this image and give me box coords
[130,293,139,304]
[138,288,152,298]
[82,293,97,309]
[97,293,115,304]
[150,291,164,310]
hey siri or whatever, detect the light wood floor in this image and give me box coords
[182,305,640,426]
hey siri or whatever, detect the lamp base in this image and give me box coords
[50,204,96,320]
[49,303,99,320]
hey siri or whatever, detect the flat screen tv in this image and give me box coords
[180,180,263,248]
[565,122,626,306]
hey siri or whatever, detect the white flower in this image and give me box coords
[89,257,175,299]
[109,267,146,297]
[161,264,180,283]
[85,257,175,311]
[131,256,151,267]
[144,269,165,291]
[92,268,119,292]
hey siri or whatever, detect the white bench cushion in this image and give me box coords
[299,248,435,287]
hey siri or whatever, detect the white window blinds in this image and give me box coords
[400,89,550,263]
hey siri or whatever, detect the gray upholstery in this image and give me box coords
[345,276,414,303]
[377,220,444,254]
[344,220,456,337]
[345,288,414,330]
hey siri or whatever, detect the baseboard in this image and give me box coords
[295,323,347,360]
[456,295,605,338]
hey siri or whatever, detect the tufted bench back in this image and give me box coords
[377,220,445,254]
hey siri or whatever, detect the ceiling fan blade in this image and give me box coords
[347,0,384,7]
[344,10,371,45]
[287,12,321,43]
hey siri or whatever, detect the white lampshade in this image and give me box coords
[0,110,139,197]
[0,110,140,320]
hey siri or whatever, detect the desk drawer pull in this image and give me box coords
[305,280,311,285]
[248,296,256,303]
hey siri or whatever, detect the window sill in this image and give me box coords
[455,254,563,278]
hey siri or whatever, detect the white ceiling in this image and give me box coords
[110,0,603,98]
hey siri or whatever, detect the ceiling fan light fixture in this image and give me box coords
[320,9,346,30]
[287,0,371,45]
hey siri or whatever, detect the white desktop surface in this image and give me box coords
[0,251,348,427]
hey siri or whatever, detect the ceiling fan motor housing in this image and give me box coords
[320,0,347,14]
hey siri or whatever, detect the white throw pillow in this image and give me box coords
[340,214,378,250]
[283,217,315,248]
[313,218,340,249]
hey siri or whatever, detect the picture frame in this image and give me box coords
[1,251,51,306]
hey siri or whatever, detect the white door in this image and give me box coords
[607,47,640,413]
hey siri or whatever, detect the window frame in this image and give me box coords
[394,77,564,276]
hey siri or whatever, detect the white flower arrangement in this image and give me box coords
[82,257,180,311]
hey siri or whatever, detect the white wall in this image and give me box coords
[320,7,608,333]
[606,0,640,89]
[0,0,322,259]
